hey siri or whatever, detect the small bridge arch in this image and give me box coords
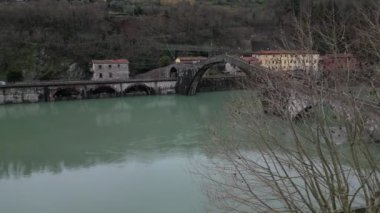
[124,84,155,96]
[92,85,117,96]
[53,88,80,100]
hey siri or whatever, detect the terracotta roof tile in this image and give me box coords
[92,59,129,64]
[253,50,318,55]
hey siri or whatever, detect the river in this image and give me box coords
[0,91,237,213]
[1,91,379,213]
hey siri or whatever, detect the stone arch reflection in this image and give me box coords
[0,93,234,179]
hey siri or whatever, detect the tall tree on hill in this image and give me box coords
[292,0,300,17]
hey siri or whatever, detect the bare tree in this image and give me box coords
[197,1,380,212]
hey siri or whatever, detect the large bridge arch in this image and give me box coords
[181,55,265,96]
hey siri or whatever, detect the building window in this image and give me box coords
[108,65,112,69]
[98,65,102,69]
[109,73,113,78]
[117,64,120,68]
[99,73,103,78]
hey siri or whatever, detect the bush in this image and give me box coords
[158,55,172,67]
[134,6,144,16]
[6,70,23,82]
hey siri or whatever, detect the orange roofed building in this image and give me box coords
[252,50,320,72]
[319,54,360,72]
[91,59,130,81]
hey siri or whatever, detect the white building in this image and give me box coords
[252,50,320,72]
[91,59,130,81]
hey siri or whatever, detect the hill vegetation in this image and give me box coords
[0,0,378,81]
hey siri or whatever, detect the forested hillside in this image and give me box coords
[0,0,378,81]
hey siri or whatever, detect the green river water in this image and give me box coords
[0,91,237,213]
[1,91,379,213]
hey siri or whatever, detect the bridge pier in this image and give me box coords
[119,84,123,96]
[153,82,158,94]
[0,88,4,104]
[82,86,88,99]
[177,69,197,95]
[43,87,49,102]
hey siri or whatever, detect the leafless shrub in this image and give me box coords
[197,1,380,212]
[197,77,380,212]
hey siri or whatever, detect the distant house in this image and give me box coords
[252,50,320,72]
[175,56,207,64]
[319,54,360,72]
[91,59,130,81]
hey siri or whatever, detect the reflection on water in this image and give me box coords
[0,93,233,179]
[1,91,379,213]
[0,92,238,213]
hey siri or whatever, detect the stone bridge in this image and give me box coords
[0,54,262,105]
[0,79,176,104]
[1,54,378,140]
[171,54,267,95]
[133,54,265,95]
[164,54,380,140]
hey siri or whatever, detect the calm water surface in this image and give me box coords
[0,91,237,213]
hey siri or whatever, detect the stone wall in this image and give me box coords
[0,88,44,104]
[0,80,177,105]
